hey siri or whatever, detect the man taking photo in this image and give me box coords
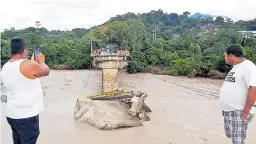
[219,44,256,144]
[1,37,50,144]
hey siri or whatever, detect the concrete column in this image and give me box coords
[101,60,119,93]
[102,68,118,93]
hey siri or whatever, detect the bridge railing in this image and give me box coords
[93,55,127,61]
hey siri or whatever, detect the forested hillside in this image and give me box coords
[1,10,256,78]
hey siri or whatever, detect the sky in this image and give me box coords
[1,0,256,31]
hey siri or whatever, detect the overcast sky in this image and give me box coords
[1,0,256,31]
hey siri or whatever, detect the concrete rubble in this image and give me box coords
[74,91,151,130]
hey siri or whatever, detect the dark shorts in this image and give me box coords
[222,110,254,144]
[6,115,40,144]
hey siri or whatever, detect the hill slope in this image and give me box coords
[189,12,212,18]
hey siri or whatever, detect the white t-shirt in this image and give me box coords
[219,59,256,114]
[1,59,44,119]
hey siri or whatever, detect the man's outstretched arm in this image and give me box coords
[20,53,50,79]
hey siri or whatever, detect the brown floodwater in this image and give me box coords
[1,70,255,144]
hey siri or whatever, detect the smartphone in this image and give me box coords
[34,49,40,62]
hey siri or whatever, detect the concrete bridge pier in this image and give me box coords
[102,68,118,93]
[101,61,119,93]
[91,55,129,93]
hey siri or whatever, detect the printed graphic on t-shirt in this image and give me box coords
[224,72,235,82]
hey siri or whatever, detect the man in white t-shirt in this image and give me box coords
[1,38,49,144]
[219,44,256,144]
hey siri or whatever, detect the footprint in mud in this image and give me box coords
[42,86,48,96]
[64,77,72,82]
[64,78,72,86]
[1,95,7,103]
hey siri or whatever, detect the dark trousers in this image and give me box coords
[6,115,40,144]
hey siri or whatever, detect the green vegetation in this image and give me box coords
[1,10,256,78]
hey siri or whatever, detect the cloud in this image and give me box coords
[0,0,255,31]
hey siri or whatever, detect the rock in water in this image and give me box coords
[127,92,151,121]
[128,96,144,117]
[74,97,143,130]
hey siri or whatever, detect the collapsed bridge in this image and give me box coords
[74,48,152,130]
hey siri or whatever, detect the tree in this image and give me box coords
[125,19,147,51]
[183,11,190,17]
[106,21,129,48]
[215,16,225,25]
[35,21,41,28]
